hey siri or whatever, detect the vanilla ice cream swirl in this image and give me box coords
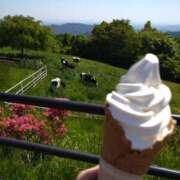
[106,54,173,150]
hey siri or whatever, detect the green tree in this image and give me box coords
[56,33,75,54]
[0,15,58,57]
[140,21,176,57]
[142,20,156,31]
[71,35,90,56]
[56,33,75,47]
[139,21,179,82]
[90,19,140,67]
[71,19,140,68]
[160,55,180,82]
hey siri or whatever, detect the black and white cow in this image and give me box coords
[80,72,97,86]
[61,58,75,69]
[73,56,80,63]
[50,78,65,92]
[61,58,68,67]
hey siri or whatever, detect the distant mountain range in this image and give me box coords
[49,23,180,37]
[133,24,180,32]
[49,23,95,35]
[168,31,180,37]
[156,25,180,32]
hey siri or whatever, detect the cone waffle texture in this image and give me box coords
[98,158,142,180]
[101,106,176,175]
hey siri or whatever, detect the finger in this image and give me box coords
[76,166,99,180]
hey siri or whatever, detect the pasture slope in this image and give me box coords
[28,54,180,113]
[0,53,179,180]
[28,55,126,103]
[0,60,33,92]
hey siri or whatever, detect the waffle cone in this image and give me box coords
[98,158,143,180]
[100,106,176,176]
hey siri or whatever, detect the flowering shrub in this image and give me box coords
[43,108,70,120]
[0,101,70,145]
[43,108,69,137]
[55,123,67,137]
[1,114,51,144]
[11,103,34,117]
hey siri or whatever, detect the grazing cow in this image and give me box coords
[50,78,65,92]
[73,56,80,63]
[80,72,97,86]
[67,63,75,69]
[61,58,68,67]
[61,59,75,69]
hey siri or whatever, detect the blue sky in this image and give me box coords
[1,0,180,25]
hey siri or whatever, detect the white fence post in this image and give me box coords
[5,65,47,95]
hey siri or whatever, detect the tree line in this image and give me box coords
[0,15,59,57]
[57,20,180,82]
[0,15,179,82]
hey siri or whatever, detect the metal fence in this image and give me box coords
[5,66,47,95]
[0,92,179,179]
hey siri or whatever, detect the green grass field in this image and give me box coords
[28,54,180,113]
[0,50,179,180]
[0,60,33,92]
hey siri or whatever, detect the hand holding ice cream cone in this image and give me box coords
[99,54,176,180]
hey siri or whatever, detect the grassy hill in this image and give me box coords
[0,51,179,179]
[27,54,180,113]
[28,55,126,103]
[0,60,33,92]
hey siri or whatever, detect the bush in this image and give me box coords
[160,56,180,82]
[0,102,70,144]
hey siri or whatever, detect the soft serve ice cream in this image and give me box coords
[99,53,176,179]
[106,53,173,150]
